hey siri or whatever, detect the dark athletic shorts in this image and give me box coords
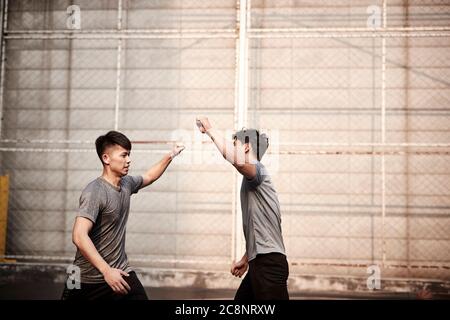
[235,252,289,300]
[61,271,148,300]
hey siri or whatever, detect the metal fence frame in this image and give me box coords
[0,0,449,277]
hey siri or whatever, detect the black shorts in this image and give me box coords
[235,252,289,300]
[61,271,148,300]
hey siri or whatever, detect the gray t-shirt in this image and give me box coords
[73,175,143,284]
[240,161,286,262]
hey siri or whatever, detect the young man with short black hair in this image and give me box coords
[196,117,289,300]
[62,131,184,300]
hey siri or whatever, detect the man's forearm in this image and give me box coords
[206,128,241,165]
[144,153,172,185]
[75,234,110,275]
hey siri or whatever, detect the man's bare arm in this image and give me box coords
[141,145,185,188]
[72,217,130,294]
[197,117,256,179]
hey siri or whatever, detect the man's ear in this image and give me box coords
[244,143,250,154]
[102,153,110,165]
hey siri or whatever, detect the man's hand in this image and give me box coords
[196,117,212,134]
[102,267,131,295]
[170,143,185,160]
[231,259,249,278]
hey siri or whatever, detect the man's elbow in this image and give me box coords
[72,232,80,247]
[143,173,155,186]
[223,153,238,165]
[72,230,86,248]
[233,162,245,170]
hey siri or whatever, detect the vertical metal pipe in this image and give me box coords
[381,0,387,267]
[114,0,123,131]
[0,0,9,138]
[233,0,249,262]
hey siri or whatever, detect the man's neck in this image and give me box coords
[101,170,121,187]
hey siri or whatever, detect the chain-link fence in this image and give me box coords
[0,0,449,283]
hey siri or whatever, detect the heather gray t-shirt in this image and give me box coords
[240,161,286,262]
[73,175,143,284]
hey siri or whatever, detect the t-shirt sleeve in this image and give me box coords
[76,186,104,223]
[127,175,144,194]
[245,162,266,190]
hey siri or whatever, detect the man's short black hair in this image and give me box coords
[232,128,269,161]
[95,131,132,164]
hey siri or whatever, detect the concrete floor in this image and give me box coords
[0,282,439,300]
[0,282,235,300]
[1,263,448,300]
